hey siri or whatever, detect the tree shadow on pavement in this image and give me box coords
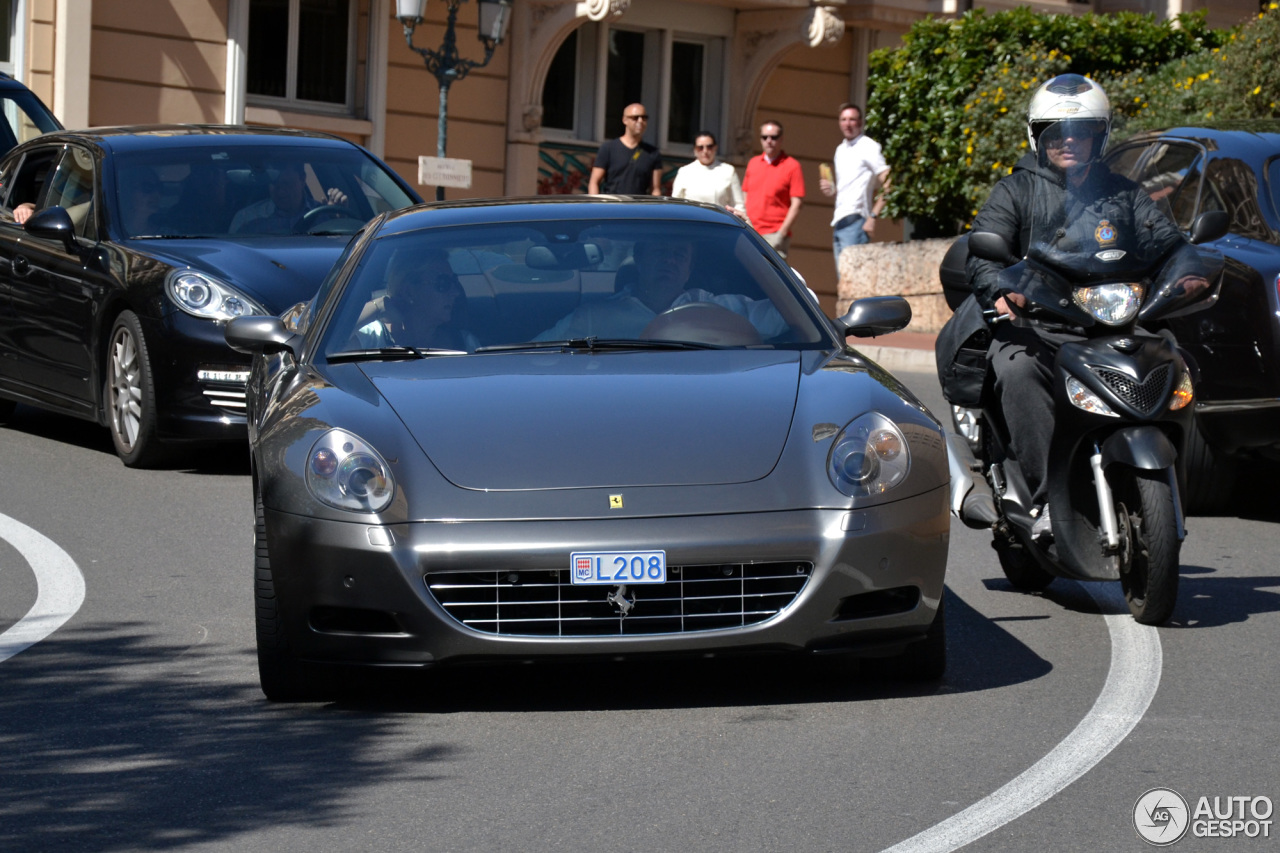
[0,622,448,853]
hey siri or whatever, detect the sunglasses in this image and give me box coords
[624,114,649,121]
[404,273,461,295]
[760,134,780,141]
[694,144,716,151]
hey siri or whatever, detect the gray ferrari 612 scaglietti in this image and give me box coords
[227,196,951,701]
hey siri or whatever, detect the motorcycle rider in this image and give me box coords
[966,74,1207,541]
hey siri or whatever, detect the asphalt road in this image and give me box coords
[0,363,1276,853]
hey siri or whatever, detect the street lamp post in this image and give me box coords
[396,0,513,201]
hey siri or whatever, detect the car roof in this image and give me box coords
[15,124,359,154]
[375,195,748,235]
[1115,123,1280,160]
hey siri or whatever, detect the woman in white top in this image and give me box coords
[671,132,747,220]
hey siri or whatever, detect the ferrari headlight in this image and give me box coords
[305,429,395,513]
[167,270,267,321]
[1073,283,1143,325]
[1066,376,1118,417]
[827,413,910,498]
[1169,370,1194,411]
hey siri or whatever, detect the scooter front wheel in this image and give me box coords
[1114,468,1180,625]
[993,535,1053,591]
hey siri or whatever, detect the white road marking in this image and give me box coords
[0,512,86,663]
[881,581,1162,853]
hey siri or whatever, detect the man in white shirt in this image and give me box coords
[819,103,891,270]
[671,131,746,219]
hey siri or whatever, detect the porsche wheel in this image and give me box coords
[1182,416,1237,515]
[254,492,330,702]
[1115,468,1180,626]
[104,311,167,468]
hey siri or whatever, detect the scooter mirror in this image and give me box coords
[1188,209,1229,245]
[968,231,1017,265]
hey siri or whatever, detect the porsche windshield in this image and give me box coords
[110,144,416,239]
[320,220,831,356]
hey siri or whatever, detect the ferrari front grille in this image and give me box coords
[1089,363,1172,416]
[426,562,812,637]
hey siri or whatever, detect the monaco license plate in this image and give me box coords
[570,551,667,585]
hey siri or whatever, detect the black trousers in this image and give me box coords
[988,321,1085,507]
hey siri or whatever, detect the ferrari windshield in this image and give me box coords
[320,219,831,356]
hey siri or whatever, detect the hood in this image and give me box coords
[132,235,351,313]
[361,350,802,490]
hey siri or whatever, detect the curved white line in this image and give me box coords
[0,512,86,664]
[881,582,1162,853]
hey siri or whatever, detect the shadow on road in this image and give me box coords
[0,622,437,852]
[1164,567,1280,629]
[0,588,1051,850]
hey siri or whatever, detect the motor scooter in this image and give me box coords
[944,194,1226,625]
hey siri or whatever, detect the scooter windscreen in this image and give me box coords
[996,146,1214,328]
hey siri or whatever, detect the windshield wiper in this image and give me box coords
[476,337,719,353]
[327,346,465,363]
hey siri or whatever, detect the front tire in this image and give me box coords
[994,535,1054,591]
[104,311,167,467]
[254,491,331,702]
[1115,469,1180,625]
[864,596,947,682]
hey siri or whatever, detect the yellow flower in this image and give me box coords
[1254,86,1263,96]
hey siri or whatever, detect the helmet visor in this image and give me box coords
[1033,119,1108,148]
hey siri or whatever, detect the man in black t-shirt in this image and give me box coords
[588,103,663,196]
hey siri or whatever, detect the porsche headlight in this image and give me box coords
[1066,376,1117,417]
[167,270,267,321]
[1072,283,1143,325]
[305,429,395,513]
[827,413,910,498]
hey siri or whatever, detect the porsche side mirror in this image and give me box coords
[226,315,301,357]
[838,295,912,338]
[25,205,79,254]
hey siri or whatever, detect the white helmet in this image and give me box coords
[1026,74,1111,160]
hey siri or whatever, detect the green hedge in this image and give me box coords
[867,8,1232,237]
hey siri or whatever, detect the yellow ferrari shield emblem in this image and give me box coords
[609,495,624,509]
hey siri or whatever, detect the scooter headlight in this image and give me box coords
[1066,376,1118,417]
[827,413,911,498]
[305,429,395,513]
[1073,283,1143,325]
[1169,370,1194,411]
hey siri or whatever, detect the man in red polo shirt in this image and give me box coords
[742,119,805,258]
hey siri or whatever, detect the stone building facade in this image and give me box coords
[0,0,1261,316]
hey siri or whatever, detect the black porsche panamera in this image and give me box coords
[0,125,421,466]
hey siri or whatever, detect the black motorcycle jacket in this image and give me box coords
[966,152,1190,314]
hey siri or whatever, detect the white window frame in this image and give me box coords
[540,19,726,156]
[1,0,24,79]
[245,0,358,116]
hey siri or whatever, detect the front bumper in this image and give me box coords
[262,487,950,669]
[141,311,250,441]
